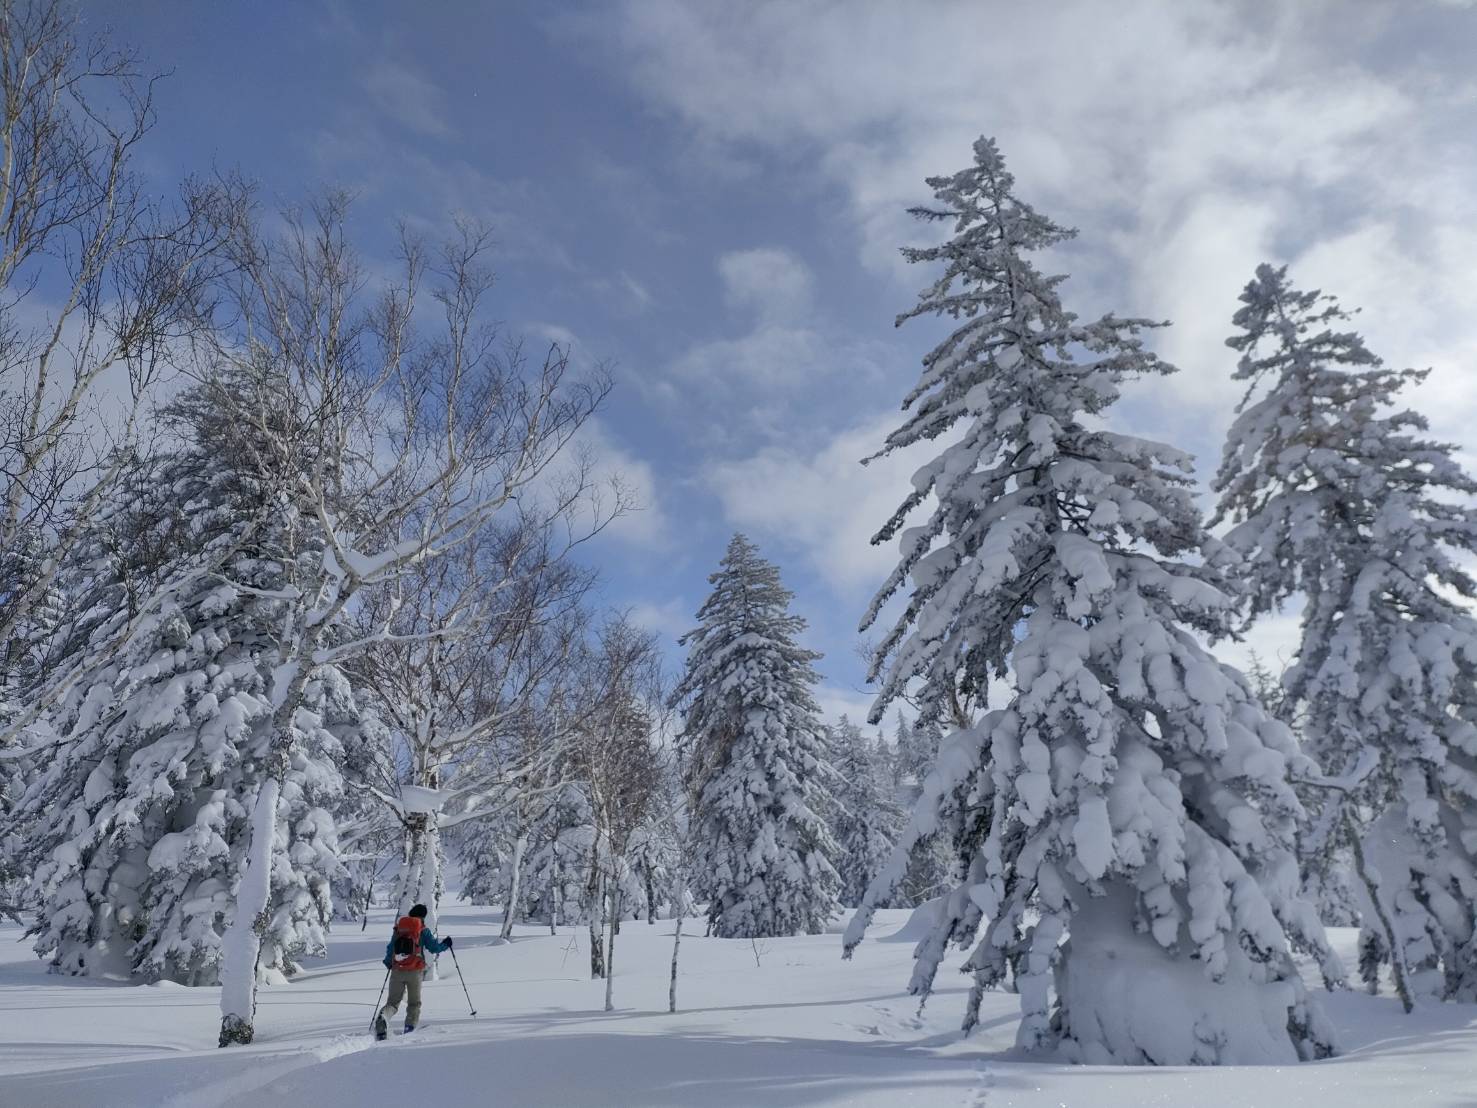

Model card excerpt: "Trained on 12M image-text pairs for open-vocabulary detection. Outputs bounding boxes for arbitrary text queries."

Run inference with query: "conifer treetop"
[1213,262,1477,626]
[671,532,821,720]
[862,135,1198,725]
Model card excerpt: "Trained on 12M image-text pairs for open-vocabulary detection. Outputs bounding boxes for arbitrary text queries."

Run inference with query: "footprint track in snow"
[966,1057,996,1106]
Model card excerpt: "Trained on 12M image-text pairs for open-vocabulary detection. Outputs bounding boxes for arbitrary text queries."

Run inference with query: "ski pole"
[448,945,477,1017]
[370,965,390,1031]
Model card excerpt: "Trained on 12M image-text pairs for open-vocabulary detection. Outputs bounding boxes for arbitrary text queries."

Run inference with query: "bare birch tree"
[0,0,239,669]
[568,615,663,1012]
[205,196,608,1046]
[347,523,601,944]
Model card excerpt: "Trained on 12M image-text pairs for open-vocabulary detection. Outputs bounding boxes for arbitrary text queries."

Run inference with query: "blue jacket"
[383,923,449,969]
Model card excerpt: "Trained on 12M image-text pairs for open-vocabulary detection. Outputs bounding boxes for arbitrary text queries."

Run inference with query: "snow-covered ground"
[2,906,1476,1107]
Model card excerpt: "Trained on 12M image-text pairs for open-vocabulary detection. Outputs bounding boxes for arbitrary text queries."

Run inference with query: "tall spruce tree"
[11,372,363,984]
[671,534,840,938]
[1213,264,1477,1008]
[844,138,1341,1064]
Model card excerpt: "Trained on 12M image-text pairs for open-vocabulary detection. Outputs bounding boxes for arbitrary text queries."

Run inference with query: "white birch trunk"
[417,822,442,980]
[669,874,685,1014]
[395,823,426,916]
[588,873,605,979]
[549,842,560,936]
[218,774,282,1046]
[604,883,620,1012]
[500,832,528,941]
[216,555,316,1047]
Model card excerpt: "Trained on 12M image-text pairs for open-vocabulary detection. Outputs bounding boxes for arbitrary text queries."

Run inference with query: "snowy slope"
[2,905,1476,1107]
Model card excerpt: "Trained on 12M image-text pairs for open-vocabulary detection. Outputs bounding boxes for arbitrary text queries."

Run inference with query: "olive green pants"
[381,968,423,1026]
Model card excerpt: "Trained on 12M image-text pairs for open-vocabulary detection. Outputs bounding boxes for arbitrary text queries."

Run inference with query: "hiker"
[377,903,453,1038]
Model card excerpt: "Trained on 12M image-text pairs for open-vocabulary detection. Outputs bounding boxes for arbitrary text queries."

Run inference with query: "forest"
[2,1,1475,1103]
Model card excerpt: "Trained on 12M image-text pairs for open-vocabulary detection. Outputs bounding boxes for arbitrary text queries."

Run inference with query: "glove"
[383,956,392,969]
[444,936,453,949]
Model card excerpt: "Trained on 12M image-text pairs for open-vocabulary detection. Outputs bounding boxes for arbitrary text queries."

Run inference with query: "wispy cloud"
[360,59,453,139]
[583,0,1477,448]
[703,410,930,596]
[718,247,814,323]
[649,247,895,445]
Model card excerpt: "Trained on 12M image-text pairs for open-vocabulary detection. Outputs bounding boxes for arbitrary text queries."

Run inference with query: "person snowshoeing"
[377,903,452,1038]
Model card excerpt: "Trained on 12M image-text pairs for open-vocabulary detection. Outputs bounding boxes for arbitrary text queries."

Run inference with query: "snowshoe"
[374,1014,388,1042]
[402,1023,415,1034]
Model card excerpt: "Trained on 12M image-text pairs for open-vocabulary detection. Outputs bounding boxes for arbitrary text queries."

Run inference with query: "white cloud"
[718,247,814,323]
[671,249,822,395]
[670,320,827,393]
[578,419,673,550]
[528,321,580,350]
[704,410,931,594]
[618,270,654,311]
[1214,609,1305,679]
[360,60,452,139]
[627,597,691,641]
[587,0,1477,446]
[652,247,895,444]
[814,682,881,729]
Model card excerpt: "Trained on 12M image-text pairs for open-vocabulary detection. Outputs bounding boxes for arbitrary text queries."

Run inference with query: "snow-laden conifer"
[11,374,361,985]
[1214,264,1477,1007]
[845,138,1341,1064]
[0,527,64,918]
[829,717,903,907]
[671,534,840,938]
[892,713,937,786]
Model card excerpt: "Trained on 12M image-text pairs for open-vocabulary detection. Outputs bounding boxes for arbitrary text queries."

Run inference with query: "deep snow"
[2,906,1476,1107]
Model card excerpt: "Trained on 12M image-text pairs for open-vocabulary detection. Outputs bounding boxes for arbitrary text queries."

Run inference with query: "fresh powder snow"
[3,905,1475,1107]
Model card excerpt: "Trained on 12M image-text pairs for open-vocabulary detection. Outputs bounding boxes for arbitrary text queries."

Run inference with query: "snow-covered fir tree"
[844,138,1342,1065]
[882,716,954,907]
[627,802,680,924]
[1243,646,1360,928]
[458,812,514,909]
[0,527,65,918]
[518,792,599,925]
[829,717,903,907]
[10,373,364,985]
[670,534,840,938]
[1213,263,1477,1007]
[328,705,397,925]
[893,712,938,786]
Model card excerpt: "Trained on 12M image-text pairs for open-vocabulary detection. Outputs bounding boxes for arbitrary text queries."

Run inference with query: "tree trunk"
[645,861,657,925]
[604,883,620,1012]
[589,874,606,979]
[549,841,560,935]
[218,771,283,1046]
[416,820,443,979]
[218,592,321,1046]
[669,905,683,1013]
[359,862,375,932]
[586,835,605,978]
[394,820,424,916]
[1346,809,1414,1013]
[500,832,528,941]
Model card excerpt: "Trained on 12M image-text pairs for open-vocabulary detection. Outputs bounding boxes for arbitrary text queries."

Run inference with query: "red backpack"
[390,915,426,971]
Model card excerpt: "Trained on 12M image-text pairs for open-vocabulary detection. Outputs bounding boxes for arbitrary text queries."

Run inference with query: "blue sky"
[96,0,1477,726]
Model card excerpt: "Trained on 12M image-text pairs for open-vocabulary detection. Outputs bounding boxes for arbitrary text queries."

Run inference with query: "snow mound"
[878,897,942,943]
[1056,890,1309,1065]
